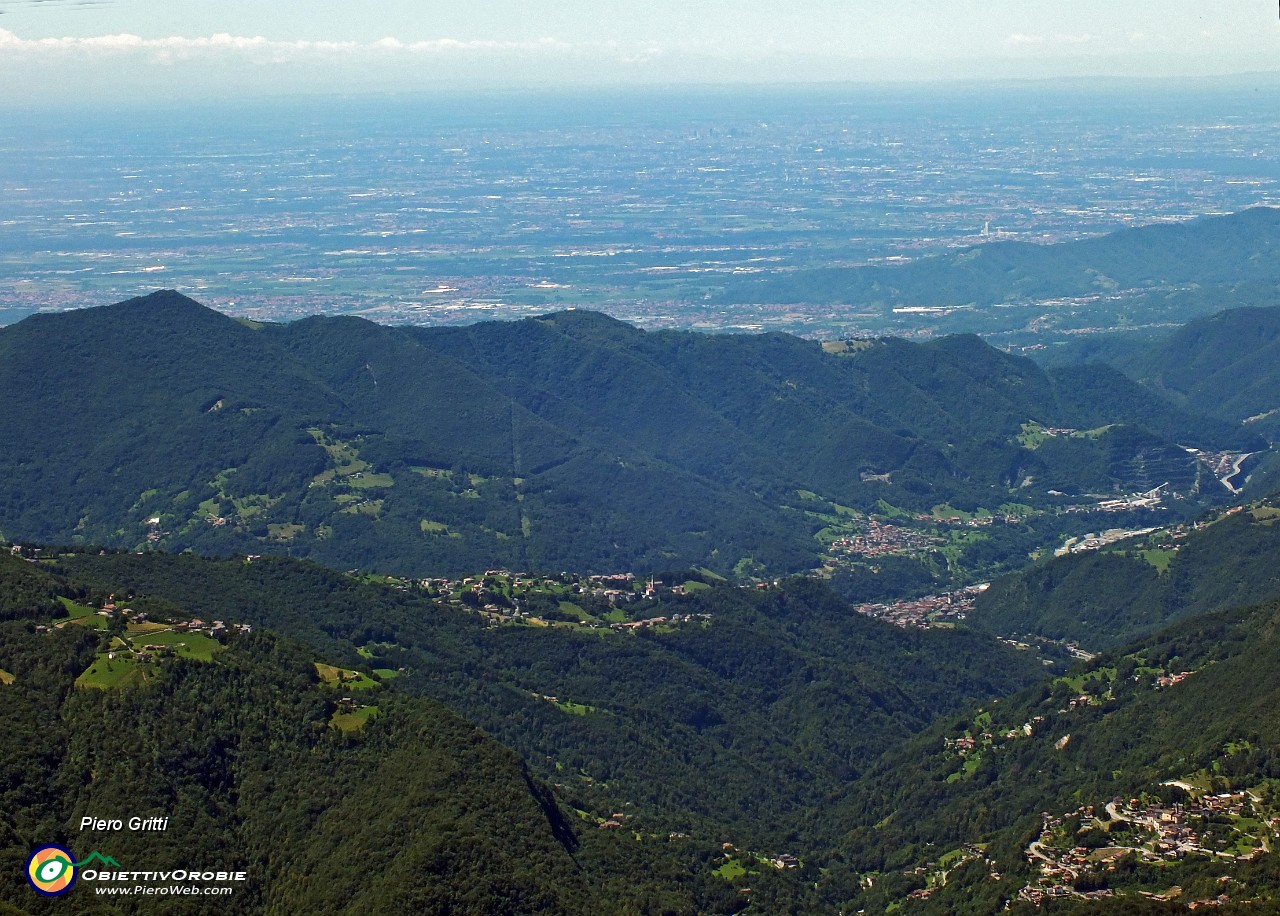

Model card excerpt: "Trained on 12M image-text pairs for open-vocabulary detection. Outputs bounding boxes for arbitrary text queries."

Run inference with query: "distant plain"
[3,81,1279,341]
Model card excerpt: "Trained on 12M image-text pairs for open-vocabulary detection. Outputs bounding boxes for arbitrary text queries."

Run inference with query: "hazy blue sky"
[0,0,1277,102]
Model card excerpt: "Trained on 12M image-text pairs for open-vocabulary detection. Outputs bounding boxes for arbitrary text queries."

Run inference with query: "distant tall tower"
[982,221,991,237]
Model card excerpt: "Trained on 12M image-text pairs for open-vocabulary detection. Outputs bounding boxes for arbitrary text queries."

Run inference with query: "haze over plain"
[0,0,1276,102]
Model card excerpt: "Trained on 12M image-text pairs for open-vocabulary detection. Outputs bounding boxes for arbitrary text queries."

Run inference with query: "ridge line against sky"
[0,1,1277,103]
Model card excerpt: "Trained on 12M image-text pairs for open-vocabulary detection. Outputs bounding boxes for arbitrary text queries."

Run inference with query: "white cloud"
[1005,33,1045,46]
[0,27,574,60]
[405,36,570,53]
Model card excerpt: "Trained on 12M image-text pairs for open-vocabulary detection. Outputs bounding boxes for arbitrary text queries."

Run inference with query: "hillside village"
[814,488,1192,593]
[12,550,384,732]
[43,592,251,689]
[923,639,1280,909]
[853,583,988,629]
[1021,784,1278,908]
[411,569,720,631]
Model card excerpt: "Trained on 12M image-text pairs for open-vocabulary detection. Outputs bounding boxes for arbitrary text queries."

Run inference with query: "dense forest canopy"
[0,290,1265,581]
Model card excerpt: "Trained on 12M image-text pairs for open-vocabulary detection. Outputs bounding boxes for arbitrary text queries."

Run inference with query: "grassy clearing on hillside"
[1017,423,1051,450]
[57,596,97,619]
[1141,548,1177,572]
[77,655,152,689]
[349,473,394,489]
[229,493,280,519]
[268,523,305,540]
[314,662,379,690]
[999,502,1039,518]
[0,669,14,685]
[875,499,913,519]
[126,621,172,636]
[946,752,983,783]
[308,428,371,476]
[1057,666,1118,694]
[62,614,107,630]
[340,499,384,517]
[932,503,975,521]
[330,705,378,734]
[553,699,599,716]
[713,858,748,880]
[558,601,589,621]
[135,631,222,662]
[821,339,874,355]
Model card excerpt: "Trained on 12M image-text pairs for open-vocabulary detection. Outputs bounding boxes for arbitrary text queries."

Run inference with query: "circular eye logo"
[27,845,77,896]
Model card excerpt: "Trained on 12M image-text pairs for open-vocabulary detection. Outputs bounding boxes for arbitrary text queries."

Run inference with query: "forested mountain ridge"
[717,206,1280,309]
[8,509,1280,911]
[1033,302,1280,494]
[969,497,1280,651]
[46,550,1054,855]
[0,291,1252,578]
[3,289,1280,909]
[811,590,1280,913]
[0,546,1055,913]
[1117,304,1280,442]
[0,555,602,915]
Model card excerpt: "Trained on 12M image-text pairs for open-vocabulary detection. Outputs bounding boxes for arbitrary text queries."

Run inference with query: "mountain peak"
[533,308,642,336]
[105,289,226,320]
[12,289,235,340]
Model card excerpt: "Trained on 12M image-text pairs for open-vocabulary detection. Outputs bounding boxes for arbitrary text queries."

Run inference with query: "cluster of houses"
[854,583,988,629]
[114,612,251,664]
[1022,805,1114,900]
[420,567,717,631]
[425,569,652,608]
[1018,883,1115,906]
[597,812,630,830]
[1186,447,1256,494]
[171,616,252,637]
[39,594,253,669]
[924,512,1024,527]
[946,662,1205,786]
[1055,526,1161,557]
[1155,670,1195,689]
[611,613,710,633]
[830,519,943,559]
[1082,491,1168,513]
[1043,485,1173,515]
[944,713,1046,759]
[1020,787,1277,906]
[1107,791,1271,859]
[900,844,1000,903]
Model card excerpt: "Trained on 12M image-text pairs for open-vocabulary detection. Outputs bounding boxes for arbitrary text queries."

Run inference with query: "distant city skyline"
[0,0,1277,104]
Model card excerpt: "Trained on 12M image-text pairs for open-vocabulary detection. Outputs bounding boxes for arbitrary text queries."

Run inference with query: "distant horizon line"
[5,70,1280,113]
